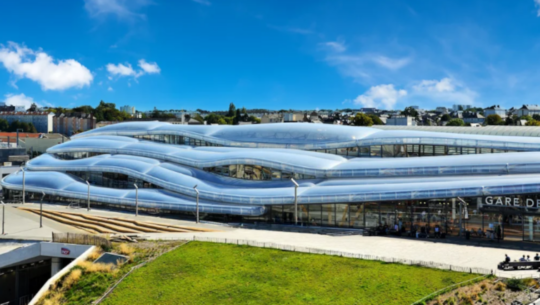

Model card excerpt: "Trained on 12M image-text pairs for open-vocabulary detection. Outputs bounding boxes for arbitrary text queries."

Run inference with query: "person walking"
[496,225,502,243]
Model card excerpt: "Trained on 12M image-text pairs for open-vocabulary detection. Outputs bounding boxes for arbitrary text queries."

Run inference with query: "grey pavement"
[2,203,540,278]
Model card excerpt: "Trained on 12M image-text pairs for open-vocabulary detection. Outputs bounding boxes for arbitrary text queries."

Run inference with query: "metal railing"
[52,233,111,248]
[181,235,538,278]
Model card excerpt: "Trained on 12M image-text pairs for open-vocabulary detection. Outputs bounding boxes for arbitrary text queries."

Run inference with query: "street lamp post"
[290,178,299,225]
[86,181,90,211]
[21,167,25,205]
[134,184,139,216]
[16,128,23,148]
[40,191,45,228]
[1,201,5,235]
[193,185,199,223]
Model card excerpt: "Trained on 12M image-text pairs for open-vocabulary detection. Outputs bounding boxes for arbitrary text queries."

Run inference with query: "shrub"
[506,278,526,291]
[119,243,134,255]
[494,281,506,291]
[77,260,115,273]
[87,248,103,261]
[62,269,82,289]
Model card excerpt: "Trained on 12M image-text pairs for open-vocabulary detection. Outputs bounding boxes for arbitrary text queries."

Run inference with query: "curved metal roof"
[4,122,540,215]
[71,122,540,150]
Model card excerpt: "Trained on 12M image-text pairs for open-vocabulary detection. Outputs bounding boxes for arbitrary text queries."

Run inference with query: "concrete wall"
[0,242,92,269]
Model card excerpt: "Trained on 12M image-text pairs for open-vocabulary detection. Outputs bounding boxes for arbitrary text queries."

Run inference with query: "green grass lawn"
[103,241,478,305]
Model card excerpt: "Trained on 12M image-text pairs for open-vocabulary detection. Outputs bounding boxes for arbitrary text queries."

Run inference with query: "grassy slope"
[103,242,478,305]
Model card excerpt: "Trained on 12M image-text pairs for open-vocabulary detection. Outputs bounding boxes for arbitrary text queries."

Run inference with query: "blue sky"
[1,1,540,111]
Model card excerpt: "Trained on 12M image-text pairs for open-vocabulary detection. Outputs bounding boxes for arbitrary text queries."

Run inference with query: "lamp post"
[16,128,23,148]
[21,167,25,205]
[1,201,5,235]
[193,185,199,223]
[290,178,299,225]
[86,181,90,211]
[134,184,139,216]
[40,191,45,228]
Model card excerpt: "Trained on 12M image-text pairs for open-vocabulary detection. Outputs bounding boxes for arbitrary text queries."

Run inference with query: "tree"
[521,115,533,122]
[402,107,418,119]
[248,115,261,124]
[486,114,503,125]
[193,114,204,123]
[228,103,236,117]
[458,105,464,111]
[352,113,374,126]
[368,114,384,125]
[441,114,451,121]
[446,118,465,126]
[526,120,540,126]
[0,119,8,131]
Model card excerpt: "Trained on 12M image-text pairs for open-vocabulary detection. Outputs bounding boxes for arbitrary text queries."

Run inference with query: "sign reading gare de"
[484,196,540,208]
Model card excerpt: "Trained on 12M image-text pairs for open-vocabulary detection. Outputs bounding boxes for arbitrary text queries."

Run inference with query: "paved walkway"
[3,203,540,277]
[144,229,540,278]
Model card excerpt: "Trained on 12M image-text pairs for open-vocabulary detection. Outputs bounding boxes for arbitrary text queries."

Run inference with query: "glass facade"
[203,165,316,180]
[134,134,222,146]
[311,144,519,158]
[67,171,161,189]
[54,152,103,160]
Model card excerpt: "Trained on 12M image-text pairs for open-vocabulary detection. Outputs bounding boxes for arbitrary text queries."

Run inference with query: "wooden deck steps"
[18,207,216,234]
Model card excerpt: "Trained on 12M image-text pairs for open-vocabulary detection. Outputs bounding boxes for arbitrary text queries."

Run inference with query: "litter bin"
[465,230,471,240]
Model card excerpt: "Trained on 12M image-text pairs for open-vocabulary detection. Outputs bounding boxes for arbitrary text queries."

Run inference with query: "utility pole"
[40,191,45,228]
[291,178,299,225]
[1,201,5,235]
[86,181,90,211]
[21,167,25,205]
[193,185,199,223]
[134,184,139,216]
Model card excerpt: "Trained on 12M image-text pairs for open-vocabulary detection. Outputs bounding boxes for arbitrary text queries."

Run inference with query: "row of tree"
[0,119,37,133]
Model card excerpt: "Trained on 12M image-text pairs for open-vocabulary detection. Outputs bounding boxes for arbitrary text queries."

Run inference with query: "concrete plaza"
[2,203,540,278]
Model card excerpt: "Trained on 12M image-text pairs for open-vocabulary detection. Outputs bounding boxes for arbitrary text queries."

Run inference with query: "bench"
[498,261,540,270]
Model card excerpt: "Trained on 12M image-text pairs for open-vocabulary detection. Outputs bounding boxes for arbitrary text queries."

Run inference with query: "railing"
[183,236,536,278]
[410,275,489,305]
[52,233,111,248]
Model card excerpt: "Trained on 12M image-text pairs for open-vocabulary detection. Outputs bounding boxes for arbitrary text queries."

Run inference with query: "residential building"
[8,122,540,241]
[515,105,540,117]
[0,112,54,133]
[484,105,507,119]
[53,112,96,136]
[261,113,283,123]
[435,107,449,114]
[283,112,305,122]
[462,111,485,125]
[386,116,417,126]
[452,104,472,111]
[120,105,136,116]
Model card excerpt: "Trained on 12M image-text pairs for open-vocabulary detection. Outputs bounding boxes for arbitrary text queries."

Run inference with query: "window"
[370,145,381,157]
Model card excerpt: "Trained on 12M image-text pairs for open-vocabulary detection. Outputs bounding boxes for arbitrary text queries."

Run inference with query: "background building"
[0,112,53,133]
[53,112,96,136]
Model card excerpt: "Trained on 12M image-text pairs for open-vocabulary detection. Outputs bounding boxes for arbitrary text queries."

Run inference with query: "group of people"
[505,253,540,263]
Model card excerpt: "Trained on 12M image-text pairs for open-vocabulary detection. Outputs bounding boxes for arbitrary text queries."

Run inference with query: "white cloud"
[411,77,477,104]
[325,53,411,81]
[106,63,137,77]
[108,86,113,91]
[535,0,540,16]
[191,0,211,6]
[3,93,48,109]
[322,41,346,53]
[84,0,152,21]
[372,55,410,70]
[138,59,160,74]
[412,77,455,93]
[0,42,93,91]
[353,84,407,109]
[267,25,314,35]
[107,59,160,79]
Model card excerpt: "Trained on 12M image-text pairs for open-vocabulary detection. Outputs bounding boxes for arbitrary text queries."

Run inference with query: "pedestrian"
[496,225,502,243]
